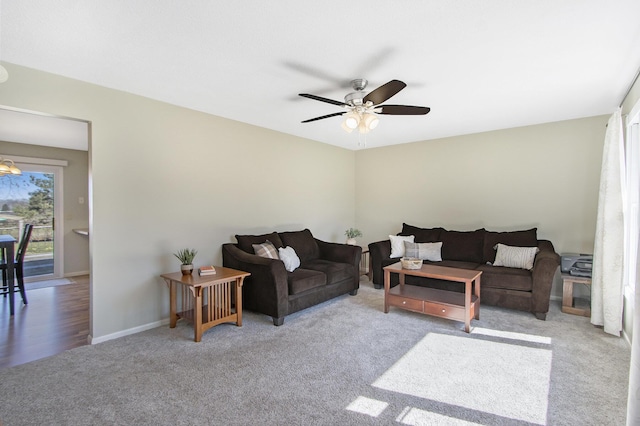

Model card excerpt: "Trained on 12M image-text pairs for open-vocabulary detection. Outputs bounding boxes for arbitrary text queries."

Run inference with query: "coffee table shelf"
[384,262,481,332]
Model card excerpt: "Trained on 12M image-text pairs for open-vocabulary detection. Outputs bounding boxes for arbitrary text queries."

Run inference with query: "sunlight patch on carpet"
[346,396,388,417]
[372,332,552,425]
[471,327,552,344]
[396,406,483,425]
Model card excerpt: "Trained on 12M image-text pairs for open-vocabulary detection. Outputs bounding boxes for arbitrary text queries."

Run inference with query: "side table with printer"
[560,253,592,317]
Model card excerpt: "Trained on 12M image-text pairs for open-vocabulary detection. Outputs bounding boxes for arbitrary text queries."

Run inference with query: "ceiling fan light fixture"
[341,120,355,133]
[364,113,379,130]
[343,112,360,130]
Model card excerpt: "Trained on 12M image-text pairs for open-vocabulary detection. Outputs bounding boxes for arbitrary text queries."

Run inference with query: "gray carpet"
[0,280,630,425]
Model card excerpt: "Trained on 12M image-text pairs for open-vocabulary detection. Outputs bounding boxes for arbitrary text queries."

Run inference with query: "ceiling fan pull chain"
[358,132,367,149]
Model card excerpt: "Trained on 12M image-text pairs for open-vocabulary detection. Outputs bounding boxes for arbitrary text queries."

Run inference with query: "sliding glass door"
[0,163,63,280]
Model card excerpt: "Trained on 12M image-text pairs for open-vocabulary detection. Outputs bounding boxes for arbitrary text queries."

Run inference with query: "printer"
[561,253,593,277]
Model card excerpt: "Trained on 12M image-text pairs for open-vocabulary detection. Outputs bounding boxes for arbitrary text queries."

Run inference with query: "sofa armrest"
[222,243,289,320]
[530,239,561,316]
[369,239,392,287]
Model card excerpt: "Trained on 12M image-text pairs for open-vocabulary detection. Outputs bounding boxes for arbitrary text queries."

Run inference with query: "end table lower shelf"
[561,274,591,317]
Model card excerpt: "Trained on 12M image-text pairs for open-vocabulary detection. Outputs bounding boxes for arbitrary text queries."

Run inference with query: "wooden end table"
[561,274,591,317]
[384,262,481,333]
[359,247,371,281]
[161,266,250,342]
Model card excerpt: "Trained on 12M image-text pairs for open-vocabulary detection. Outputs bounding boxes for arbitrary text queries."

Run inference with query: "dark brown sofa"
[222,229,361,326]
[368,223,560,320]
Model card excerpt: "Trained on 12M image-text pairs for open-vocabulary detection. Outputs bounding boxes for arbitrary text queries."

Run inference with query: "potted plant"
[174,248,197,275]
[344,228,362,245]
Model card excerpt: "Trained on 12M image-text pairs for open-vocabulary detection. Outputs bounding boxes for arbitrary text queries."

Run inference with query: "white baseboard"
[88,318,170,345]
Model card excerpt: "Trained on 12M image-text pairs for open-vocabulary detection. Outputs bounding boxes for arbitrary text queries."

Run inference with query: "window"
[624,103,640,296]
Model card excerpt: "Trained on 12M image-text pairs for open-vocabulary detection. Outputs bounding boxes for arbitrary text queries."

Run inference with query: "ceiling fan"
[299,79,430,133]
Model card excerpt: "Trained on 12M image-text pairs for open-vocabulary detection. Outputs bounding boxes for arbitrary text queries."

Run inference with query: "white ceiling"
[1,1,640,151]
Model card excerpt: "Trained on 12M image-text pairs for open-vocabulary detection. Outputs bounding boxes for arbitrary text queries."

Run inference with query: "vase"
[346,238,357,245]
[181,264,194,275]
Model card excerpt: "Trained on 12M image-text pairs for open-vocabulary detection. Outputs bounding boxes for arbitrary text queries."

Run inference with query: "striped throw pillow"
[404,241,443,261]
[492,243,539,270]
[252,240,279,259]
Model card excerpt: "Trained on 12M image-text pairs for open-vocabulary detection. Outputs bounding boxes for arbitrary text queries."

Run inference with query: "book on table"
[198,266,216,275]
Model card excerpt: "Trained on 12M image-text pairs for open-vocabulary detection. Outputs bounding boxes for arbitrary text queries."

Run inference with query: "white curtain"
[591,108,625,336]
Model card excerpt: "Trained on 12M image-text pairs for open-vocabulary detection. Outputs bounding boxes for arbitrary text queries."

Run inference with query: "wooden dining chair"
[0,224,34,305]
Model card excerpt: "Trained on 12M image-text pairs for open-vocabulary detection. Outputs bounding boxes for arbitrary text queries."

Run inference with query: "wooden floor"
[0,275,90,370]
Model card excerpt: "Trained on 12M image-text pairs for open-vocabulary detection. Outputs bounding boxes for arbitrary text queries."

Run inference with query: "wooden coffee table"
[161,266,250,342]
[383,262,481,332]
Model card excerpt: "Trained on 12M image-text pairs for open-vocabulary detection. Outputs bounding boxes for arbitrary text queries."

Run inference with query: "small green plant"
[345,228,362,239]
[173,248,197,265]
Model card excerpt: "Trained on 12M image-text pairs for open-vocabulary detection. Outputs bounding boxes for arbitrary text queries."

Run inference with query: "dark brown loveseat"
[368,224,560,320]
[222,229,361,325]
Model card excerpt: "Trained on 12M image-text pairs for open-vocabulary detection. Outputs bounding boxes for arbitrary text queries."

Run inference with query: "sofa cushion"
[252,240,279,259]
[399,223,445,243]
[279,229,320,263]
[493,243,539,270]
[476,264,533,292]
[404,241,442,261]
[483,228,538,263]
[278,246,300,272]
[302,259,354,285]
[440,229,485,263]
[287,268,326,295]
[236,232,283,254]
[390,235,414,258]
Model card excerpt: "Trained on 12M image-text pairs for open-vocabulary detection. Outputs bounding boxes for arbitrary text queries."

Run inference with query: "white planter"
[346,238,357,245]
[181,264,194,275]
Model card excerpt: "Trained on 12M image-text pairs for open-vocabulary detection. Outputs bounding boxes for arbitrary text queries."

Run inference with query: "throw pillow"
[252,240,279,259]
[492,243,539,270]
[404,241,443,261]
[389,235,415,258]
[482,228,538,264]
[278,246,301,272]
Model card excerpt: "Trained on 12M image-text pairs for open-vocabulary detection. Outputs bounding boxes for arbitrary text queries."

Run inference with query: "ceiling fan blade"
[377,105,431,115]
[363,80,407,105]
[301,112,346,123]
[299,93,347,107]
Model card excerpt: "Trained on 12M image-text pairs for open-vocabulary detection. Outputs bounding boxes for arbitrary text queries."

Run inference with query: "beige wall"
[0,63,356,340]
[355,115,608,298]
[0,141,89,276]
